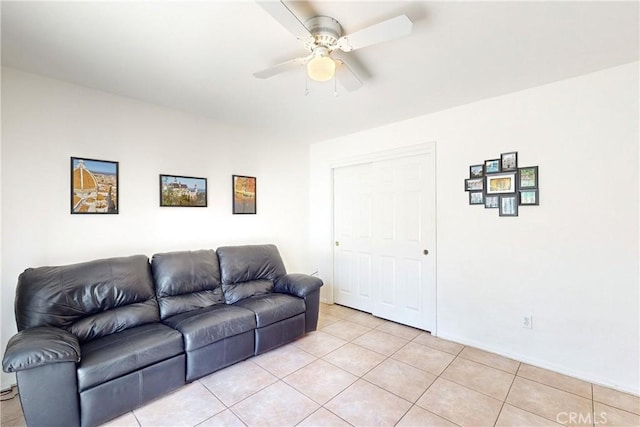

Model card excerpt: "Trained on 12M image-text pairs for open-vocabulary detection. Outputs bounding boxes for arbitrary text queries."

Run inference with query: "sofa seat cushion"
[234,293,305,328]
[77,323,183,392]
[163,305,256,352]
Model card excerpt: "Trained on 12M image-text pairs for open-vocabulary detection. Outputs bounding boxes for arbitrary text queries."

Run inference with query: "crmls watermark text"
[557,412,608,425]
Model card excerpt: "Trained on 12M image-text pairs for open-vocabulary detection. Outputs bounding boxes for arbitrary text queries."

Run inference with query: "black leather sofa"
[2,244,322,427]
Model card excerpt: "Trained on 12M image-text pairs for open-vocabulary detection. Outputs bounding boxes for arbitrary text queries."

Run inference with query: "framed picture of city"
[160,174,207,207]
[232,175,256,214]
[71,157,119,214]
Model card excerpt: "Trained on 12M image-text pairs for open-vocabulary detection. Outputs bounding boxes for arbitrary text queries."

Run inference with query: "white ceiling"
[2,1,638,144]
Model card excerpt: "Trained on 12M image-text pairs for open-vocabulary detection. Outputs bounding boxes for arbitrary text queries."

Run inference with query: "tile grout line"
[514,375,595,402]
[348,317,443,427]
[196,360,280,425]
[455,351,518,375]
[318,306,382,426]
[591,383,595,427]
[320,311,434,427]
[492,361,521,426]
[404,345,466,427]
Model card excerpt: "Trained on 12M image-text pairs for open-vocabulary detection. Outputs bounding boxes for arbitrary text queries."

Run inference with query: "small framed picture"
[484,159,501,174]
[464,178,484,192]
[469,191,484,205]
[469,164,484,178]
[233,175,257,214]
[499,194,519,217]
[71,157,119,214]
[485,195,499,209]
[501,152,518,171]
[160,175,207,207]
[519,166,538,189]
[520,189,539,205]
[486,172,517,194]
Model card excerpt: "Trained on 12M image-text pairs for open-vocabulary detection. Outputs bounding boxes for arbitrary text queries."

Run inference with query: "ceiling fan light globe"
[307,56,336,82]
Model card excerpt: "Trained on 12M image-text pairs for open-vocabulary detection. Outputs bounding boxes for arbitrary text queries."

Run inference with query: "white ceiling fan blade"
[256,1,312,40]
[337,15,413,52]
[335,58,362,92]
[253,57,308,79]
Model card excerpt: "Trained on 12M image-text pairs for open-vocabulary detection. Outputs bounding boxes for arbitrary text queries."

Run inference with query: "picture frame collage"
[464,152,539,217]
[71,156,256,215]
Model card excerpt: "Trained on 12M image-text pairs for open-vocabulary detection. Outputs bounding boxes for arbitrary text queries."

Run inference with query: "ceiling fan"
[253,1,413,91]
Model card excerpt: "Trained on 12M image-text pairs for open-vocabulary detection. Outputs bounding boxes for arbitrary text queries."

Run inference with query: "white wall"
[0,68,311,389]
[310,62,639,394]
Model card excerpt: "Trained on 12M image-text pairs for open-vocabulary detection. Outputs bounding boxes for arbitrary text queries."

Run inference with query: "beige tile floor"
[1,303,639,427]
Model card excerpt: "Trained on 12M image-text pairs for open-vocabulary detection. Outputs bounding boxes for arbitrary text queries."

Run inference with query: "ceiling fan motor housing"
[304,16,343,51]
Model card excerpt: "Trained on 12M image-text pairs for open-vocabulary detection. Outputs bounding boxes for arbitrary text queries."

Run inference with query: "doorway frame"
[329,141,437,333]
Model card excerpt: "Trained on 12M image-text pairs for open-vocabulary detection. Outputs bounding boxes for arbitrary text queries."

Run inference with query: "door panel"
[380,255,396,305]
[333,164,374,312]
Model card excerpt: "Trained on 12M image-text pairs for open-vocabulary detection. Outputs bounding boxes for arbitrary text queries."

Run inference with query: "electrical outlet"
[522,315,533,329]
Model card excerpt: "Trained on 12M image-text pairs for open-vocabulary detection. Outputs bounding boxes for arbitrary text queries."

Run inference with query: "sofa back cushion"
[151,249,223,319]
[15,255,159,342]
[216,244,287,304]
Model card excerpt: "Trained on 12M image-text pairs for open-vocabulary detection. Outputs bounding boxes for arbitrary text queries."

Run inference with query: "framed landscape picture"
[501,151,518,171]
[233,175,256,214]
[520,189,539,205]
[465,178,484,192]
[469,164,484,178]
[486,172,517,194]
[519,166,538,189]
[160,174,207,207]
[484,159,501,174]
[485,195,499,209]
[71,157,119,214]
[499,194,519,216]
[469,191,484,205]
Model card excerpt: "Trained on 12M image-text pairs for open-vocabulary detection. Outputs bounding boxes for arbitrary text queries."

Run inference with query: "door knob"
[335,241,340,247]
[423,249,429,255]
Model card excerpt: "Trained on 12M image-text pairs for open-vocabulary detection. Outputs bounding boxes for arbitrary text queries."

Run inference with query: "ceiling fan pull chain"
[305,73,310,96]
[333,74,339,97]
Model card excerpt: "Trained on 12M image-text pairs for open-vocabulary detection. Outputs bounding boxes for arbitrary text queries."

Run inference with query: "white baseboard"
[436,331,639,397]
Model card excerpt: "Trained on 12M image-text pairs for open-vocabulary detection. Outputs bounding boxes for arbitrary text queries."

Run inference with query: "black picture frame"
[159,174,207,207]
[233,175,257,214]
[484,159,501,174]
[469,164,484,178]
[464,177,484,192]
[469,191,484,205]
[70,157,119,214]
[499,194,519,216]
[501,151,518,171]
[485,195,499,209]
[519,189,539,206]
[519,166,538,189]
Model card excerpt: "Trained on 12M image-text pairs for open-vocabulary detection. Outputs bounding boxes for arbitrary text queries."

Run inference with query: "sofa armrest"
[2,326,81,373]
[274,274,323,298]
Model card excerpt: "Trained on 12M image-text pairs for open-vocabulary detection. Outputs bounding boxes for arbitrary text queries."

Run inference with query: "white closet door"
[333,153,436,331]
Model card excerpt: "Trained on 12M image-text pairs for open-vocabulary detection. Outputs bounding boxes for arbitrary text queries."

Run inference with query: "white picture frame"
[486,172,517,194]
